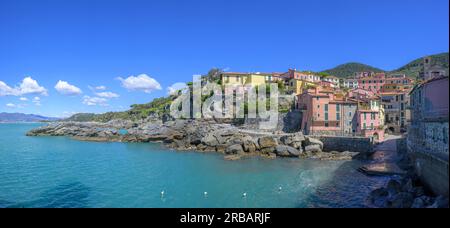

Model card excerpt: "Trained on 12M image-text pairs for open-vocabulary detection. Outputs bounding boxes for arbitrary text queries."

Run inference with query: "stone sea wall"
[407,121,449,197]
[314,135,374,153]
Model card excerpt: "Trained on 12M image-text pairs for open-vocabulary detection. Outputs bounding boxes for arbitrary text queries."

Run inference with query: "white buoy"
[243,192,247,198]
[278,187,282,191]
[161,191,165,196]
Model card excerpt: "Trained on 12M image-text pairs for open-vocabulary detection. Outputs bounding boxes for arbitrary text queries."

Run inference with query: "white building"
[322,76,340,86]
[341,78,359,89]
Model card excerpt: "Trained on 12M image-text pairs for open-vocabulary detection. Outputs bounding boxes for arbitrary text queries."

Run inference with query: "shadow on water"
[1,182,91,208]
[299,159,390,208]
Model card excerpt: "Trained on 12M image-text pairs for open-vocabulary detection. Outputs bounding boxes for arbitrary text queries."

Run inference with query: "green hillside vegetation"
[65,96,176,122]
[322,62,384,78]
[389,52,449,78]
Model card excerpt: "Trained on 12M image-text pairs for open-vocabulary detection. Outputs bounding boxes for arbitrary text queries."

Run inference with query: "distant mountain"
[0,112,59,123]
[389,52,449,79]
[321,52,449,79]
[321,63,384,78]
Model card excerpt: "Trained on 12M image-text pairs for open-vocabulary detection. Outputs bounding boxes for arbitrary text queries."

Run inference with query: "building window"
[336,104,340,112]
[337,113,340,121]
[371,123,374,129]
[325,113,329,121]
[324,104,329,112]
[364,113,367,120]
[363,123,366,129]
[325,122,329,127]
[349,112,352,117]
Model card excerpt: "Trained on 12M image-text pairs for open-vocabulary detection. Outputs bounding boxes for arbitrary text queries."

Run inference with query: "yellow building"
[221,72,276,87]
[286,78,317,95]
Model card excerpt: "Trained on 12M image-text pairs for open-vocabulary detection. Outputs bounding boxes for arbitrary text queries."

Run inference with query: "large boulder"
[280,133,305,147]
[275,145,302,157]
[304,144,322,153]
[201,134,219,147]
[389,192,414,208]
[369,188,389,207]
[225,144,244,155]
[411,196,434,208]
[287,146,302,157]
[386,180,402,197]
[258,137,278,149]
[242,140,257,153]
[304,137,323,150]
[275,145,290,157]
[428,196,449,208]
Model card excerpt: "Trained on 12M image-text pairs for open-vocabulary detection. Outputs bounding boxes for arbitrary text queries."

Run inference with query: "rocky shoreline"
[26,119,361,161]
[368,174,449,208]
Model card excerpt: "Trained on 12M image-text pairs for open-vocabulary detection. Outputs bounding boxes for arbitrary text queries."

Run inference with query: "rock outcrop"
[369,176,449,208]
[27,119,361,161]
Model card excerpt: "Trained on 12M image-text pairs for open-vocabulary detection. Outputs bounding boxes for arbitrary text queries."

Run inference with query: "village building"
[285,78,317,95]
[354,71,376,79]
[297,86,383,140]
[408,75,449,197]
[357,72,386,94]
[380,91,410,134]
[220,72,279,87]
[340,78,359,89]
[280,69,321,83]
[419,56,449,81]
[322,75,340,87]
[355,109,385,141]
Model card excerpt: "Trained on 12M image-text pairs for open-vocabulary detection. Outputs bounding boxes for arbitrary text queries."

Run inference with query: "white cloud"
[95,91,120,98]
[88,85,107,91]
[55,80,83,95]
[82,96,108,106]
[117,74,162,93]
[6,103,16,108]
[18,77,48,96]
[19,97,28,101]
[167,82,188,95]
[32,96,41,106]
[0,81,16,96]
[0,77,48,96]
[95,85,106,90]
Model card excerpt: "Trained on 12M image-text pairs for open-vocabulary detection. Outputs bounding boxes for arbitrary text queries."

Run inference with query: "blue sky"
[0,0,448,117]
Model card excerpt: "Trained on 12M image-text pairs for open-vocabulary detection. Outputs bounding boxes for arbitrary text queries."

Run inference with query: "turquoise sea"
[0,123,389,208]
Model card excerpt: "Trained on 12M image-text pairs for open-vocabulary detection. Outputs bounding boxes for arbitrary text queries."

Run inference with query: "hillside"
[0,112,59,122]
[65,96,176,122]
[389,52,449,78]
[322,63,384,78]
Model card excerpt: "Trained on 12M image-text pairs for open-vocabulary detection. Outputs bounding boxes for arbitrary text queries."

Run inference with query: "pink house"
[298,87,337,134]
[356,110,385,141]
[281,69,321,82]
[358,73,386,94]
[347,88,375,100]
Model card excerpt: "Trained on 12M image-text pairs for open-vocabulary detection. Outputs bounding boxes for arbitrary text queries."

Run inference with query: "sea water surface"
[0,123,388,208]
